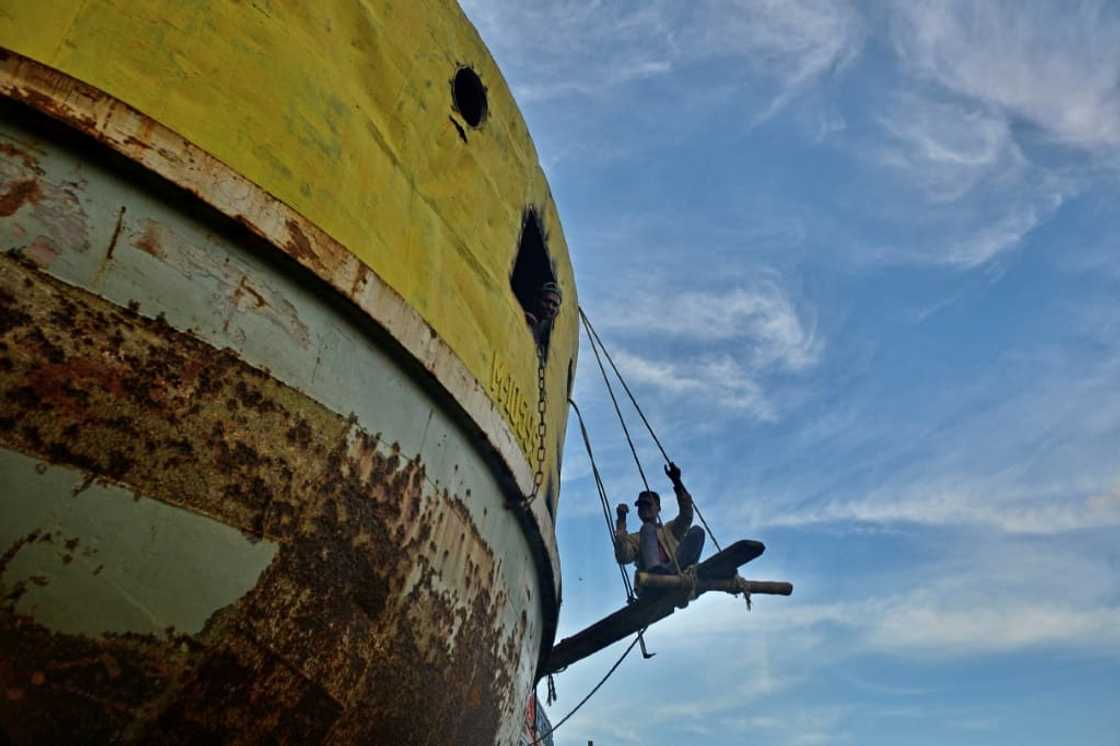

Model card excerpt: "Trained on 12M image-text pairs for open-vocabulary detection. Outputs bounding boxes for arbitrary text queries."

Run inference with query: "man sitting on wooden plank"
[614,462,706,577]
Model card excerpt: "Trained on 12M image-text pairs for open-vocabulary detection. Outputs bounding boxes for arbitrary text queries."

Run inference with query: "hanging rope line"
[578,307,724,553]
[579,310,683,577]
[580,308,672,464]
[580,308,682,574]
[540,313,744,743]
[569,399,636,602]
[579,309,650,492]
[570,398,655,661]
[529,630,644,746]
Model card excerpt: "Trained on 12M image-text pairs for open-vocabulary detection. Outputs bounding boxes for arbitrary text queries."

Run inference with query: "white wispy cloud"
[877,94,1022,204]
[841,2,1120,273]
[891,0,1120,150]
[460,1,678,102]
[765,484,1120,535]
[462,0,864,114]
[567,588,1117,743]
[611,349,776,421]
[578,277,821,423]
[941,197,1065,268]
[863,90,1075,269]
[600,278,823,372]
[864,538,1120,654]
[656,557,1120,659]
[720,706,853,746]
[748,333,1120,538]
[686,0,865,118]
[869,599,1120,655]
[646,652,798,725]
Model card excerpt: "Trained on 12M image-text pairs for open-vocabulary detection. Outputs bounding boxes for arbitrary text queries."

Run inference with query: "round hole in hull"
[453,67,488,127]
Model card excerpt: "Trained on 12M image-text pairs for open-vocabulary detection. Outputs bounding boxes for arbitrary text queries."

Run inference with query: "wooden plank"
[637,576,793,595]
[543,594,679,675]
[543,540,787,675]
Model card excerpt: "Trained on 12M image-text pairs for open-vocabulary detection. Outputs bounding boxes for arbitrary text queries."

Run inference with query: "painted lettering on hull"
[490,355,539,458]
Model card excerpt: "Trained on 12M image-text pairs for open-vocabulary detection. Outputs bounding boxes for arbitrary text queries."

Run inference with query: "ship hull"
[0,98,541,744]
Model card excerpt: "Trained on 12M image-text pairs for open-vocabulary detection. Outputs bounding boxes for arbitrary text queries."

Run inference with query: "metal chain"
[527,345,548,504]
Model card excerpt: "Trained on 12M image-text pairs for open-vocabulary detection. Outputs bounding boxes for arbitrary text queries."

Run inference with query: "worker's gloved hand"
[664,462,682,485]
[616,503,629,520]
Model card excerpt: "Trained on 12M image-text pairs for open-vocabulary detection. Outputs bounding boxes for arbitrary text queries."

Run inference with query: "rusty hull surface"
[0,48,564,596]
[0,93,545,743]
[0,250,524,744]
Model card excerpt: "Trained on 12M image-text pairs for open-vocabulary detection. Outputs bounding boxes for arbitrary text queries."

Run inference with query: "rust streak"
[133,222,160,257]
[0,252,528,743]
[15,85,98,132]
[0,61,564,644]
[104,206,126,261]
[0,179,41,217]
[283,219,316,267]
[0,142,45,175]
[232,276,269,309]
[349,264,369,297]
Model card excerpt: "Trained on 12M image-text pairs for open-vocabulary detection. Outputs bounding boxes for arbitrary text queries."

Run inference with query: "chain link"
[527,345,548,504]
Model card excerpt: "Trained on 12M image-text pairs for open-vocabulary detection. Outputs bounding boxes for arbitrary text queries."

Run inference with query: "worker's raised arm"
[665,462,694,539]
[614,503,638,564]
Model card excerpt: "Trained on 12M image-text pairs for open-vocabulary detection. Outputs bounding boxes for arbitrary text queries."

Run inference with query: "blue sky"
[461,2,1120,744]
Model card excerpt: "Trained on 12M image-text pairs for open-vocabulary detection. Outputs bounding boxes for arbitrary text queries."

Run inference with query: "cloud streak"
[660,561,1120,660]
[462,0,865,114]
[766,484,1120,535]
[599,278,822,369]
[863,90,1075,269]
[686,0,865,118]
[869,600,1120,655]
[582,276,822,422]
[891,0,1120,150]
[460,1,678,102]
[876,94,1022,204]
[609,349,775,420]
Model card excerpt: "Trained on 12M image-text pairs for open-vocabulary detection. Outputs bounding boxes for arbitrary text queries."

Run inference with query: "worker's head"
[537,281,562,321]
[635,490,660,523]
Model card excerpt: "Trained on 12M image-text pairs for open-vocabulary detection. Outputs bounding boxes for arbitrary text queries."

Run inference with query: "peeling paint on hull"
[0,104,544,743]
[0,449,280,638]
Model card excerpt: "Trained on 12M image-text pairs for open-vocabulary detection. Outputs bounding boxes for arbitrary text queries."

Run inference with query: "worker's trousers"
[639,525,705,574]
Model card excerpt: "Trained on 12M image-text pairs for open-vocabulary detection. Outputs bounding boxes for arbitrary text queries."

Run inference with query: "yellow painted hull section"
[0,0,576,482]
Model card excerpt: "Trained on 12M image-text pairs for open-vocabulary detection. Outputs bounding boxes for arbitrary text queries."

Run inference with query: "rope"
[580,309,672,464]
[578,307,724,553]
[569,399,636,601]
[735,575,753,612]
[681,565,699,602]
[686,492,723,553]
[578,316,682,575]
[529,631,644,746]
[570,398,655,659]
[579,309,649,492]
